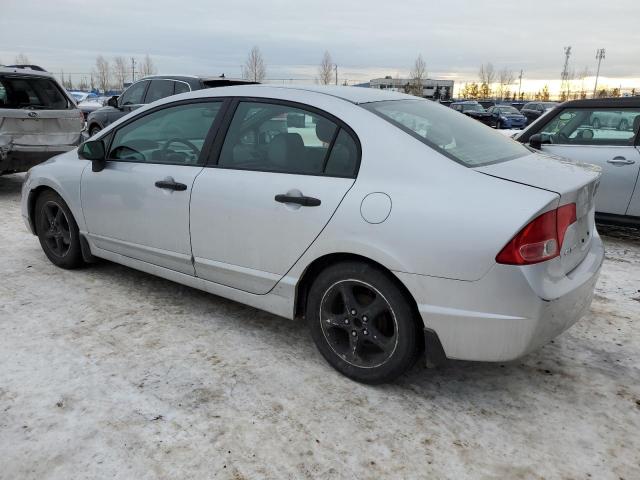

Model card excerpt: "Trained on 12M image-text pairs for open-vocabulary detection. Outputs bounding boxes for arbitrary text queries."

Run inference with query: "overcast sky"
[1,0,638,91]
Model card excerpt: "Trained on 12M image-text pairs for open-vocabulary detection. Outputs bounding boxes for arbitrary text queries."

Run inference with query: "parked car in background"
[22,85,603,383]
[0,65,83,174]
[85,75,255,137]
[450,101,496,127]
[521,102,559,123]
[78,96,109,120]
[589,109,637,130]
[69,91,98,104]
[517,97,640,224]
[487,104,528,129]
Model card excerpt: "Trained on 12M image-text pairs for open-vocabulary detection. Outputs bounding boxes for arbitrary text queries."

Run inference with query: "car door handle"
[607,156,635,166]
[274,194,321,207]
[155,179,187,191]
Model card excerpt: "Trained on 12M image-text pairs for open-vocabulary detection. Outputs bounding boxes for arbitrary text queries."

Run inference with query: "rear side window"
[219,101,355,176]
[0,76,70,109]
[145,80,175,103]
[365,99,528,167]
[174,81,190,95]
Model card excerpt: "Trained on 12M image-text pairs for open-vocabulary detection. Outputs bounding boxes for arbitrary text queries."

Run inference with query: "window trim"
[103,97,231,167]
[204,96,362,179]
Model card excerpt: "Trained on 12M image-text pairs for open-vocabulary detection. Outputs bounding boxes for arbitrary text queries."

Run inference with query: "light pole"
[333,64,338,85]
[517,69,523,99]
[593,48,605,97]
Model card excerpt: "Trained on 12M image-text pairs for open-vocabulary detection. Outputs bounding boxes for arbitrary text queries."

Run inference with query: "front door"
[536,107,640,215]
[190,100,360,294]
[81,100,225,274]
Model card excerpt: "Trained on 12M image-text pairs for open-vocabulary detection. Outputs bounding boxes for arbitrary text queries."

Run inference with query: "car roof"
[185,84,413,104]
[559,97,640,108]
[0,65,55,78]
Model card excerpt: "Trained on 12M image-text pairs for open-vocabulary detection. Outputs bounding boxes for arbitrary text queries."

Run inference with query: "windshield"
[0,76,70,110]
[363,99,529,167]
[498,106,520,114]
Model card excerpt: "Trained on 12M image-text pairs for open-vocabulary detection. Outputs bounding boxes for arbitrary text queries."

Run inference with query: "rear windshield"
[0,75,70,110]
[363,99,529,167]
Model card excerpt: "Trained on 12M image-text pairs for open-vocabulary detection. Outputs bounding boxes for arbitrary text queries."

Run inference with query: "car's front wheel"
[89,125,102,137]
[307,261,423,384]
[35,190,84,269]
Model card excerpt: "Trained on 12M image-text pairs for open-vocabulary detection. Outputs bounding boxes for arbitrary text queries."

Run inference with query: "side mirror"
[78,140,106,172]
[107,95,119,108]
[528,133,552,150]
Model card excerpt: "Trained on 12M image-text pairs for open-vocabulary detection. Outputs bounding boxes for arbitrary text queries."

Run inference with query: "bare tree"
[478,62,496,99]
[479,62,496,85]
[94,55,111,93]
[243,46,266,83]
[139,54,157,78]
[408,54,427,97]
[113,56,128,89]
[14,53,31,64]
[318,51,334,85]
[498,68,514,100]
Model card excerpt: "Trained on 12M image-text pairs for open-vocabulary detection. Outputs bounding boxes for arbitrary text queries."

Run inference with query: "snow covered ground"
[1,173,639,480]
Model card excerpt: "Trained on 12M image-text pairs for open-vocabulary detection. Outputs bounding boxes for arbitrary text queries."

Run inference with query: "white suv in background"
[0,65,84,174]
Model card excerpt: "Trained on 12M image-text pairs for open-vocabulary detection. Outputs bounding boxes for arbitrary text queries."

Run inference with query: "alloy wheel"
[40,201,72,257]
[319,280,398,368]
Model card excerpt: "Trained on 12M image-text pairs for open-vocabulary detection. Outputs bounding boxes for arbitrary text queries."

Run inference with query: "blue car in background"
[487,105,528,129]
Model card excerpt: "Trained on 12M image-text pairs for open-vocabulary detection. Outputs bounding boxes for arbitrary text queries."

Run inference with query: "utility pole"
[560,46,571,99]
[333,64,338,86]
[130,57,136,83]
[517,69,523,99]
[593,48,605,97]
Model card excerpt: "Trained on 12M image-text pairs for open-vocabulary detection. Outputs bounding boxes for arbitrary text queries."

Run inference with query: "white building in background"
[369,76,454,100]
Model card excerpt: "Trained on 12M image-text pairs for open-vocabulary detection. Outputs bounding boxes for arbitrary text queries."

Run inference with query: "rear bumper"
[0,144,78,173]
[395,233,604,362]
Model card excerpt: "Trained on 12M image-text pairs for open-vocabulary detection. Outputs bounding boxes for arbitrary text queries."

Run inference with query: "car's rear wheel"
[35,190,84,269]
[89,125,101,137]
[618,118,629,131]
[307,261,423,384]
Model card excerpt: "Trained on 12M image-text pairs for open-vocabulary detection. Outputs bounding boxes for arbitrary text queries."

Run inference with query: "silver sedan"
[20,85,604,383]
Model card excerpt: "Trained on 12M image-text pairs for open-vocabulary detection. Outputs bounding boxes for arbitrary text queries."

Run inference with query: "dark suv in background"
[520,101,559,123]
[85,75,255,136]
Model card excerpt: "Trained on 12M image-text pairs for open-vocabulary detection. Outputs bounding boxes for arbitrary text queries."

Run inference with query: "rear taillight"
[496,203,577,265]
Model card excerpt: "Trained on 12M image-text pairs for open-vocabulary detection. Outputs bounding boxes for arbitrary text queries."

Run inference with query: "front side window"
[108,101,222,165]
[119,80,148,106]
[145,80,175,104]
[218,101,357,176]
[462,104,485,113]
[364,99,529,167]
[539,108,640,146]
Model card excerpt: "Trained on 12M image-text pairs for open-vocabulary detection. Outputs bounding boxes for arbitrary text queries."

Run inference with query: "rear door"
[533,107,640,215]
[190,99,360,294]
[0,74,82,148]
[81,99,226,274]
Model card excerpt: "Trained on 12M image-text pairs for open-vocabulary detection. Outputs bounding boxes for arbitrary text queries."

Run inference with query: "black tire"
[618,119,629,131]
[306,261,423,384]
[89,125,101,137]
[35,190,84,269]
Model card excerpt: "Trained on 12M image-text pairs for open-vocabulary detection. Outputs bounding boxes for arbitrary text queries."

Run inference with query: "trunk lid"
[476,152,601,274]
